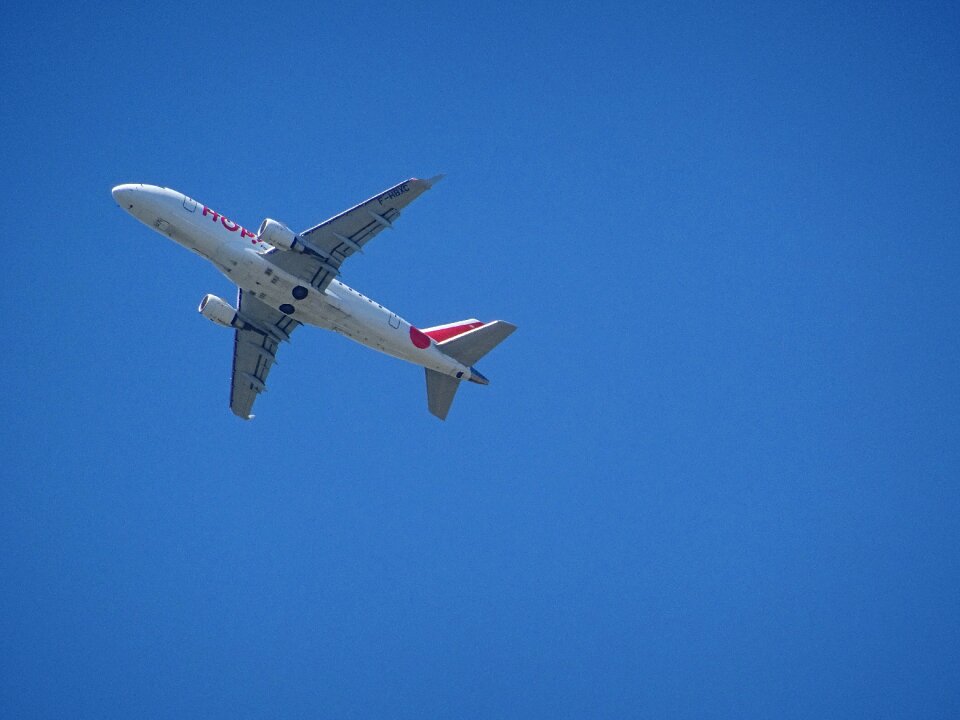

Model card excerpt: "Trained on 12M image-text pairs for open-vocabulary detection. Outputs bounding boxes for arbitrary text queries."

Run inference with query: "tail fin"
[425,369,460,420]
[423,320,517,420]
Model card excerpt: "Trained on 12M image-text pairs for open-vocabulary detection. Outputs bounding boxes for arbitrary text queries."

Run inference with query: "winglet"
[424,174,446,188]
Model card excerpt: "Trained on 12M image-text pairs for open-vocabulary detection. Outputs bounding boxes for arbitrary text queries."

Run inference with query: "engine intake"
[198,294,238,328]
[257,218,300,252]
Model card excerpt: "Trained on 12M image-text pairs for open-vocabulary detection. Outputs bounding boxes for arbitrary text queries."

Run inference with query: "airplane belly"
[214,257,460,372]
[332,307,455,371]
[176,213,229,258]
[216,251,337,329]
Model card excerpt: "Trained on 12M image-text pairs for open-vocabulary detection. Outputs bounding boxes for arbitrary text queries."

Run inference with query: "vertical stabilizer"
[425,369,460,420]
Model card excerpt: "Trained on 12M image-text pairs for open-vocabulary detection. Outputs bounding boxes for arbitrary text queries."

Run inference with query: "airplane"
[111,177,515,420]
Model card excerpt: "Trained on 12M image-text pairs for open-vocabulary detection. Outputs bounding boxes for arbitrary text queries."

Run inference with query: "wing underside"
[229,290,299,419]
[264,175,442,293]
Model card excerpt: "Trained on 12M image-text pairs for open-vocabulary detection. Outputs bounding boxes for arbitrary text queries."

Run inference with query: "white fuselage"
[112,184,474,380]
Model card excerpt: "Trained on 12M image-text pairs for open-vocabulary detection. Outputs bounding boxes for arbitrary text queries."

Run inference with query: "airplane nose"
[112,184,136,208]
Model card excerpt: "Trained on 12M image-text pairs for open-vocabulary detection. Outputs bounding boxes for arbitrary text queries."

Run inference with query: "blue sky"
[3,1,959,717]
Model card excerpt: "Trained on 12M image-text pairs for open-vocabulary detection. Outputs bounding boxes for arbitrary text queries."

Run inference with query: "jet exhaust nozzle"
[468,367,489,385]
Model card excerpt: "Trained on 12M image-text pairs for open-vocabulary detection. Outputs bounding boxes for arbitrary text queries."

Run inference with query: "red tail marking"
[424,321,484,342]
[409,326,432,349]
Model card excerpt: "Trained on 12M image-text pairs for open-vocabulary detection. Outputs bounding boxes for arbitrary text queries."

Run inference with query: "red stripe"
[424,321,484,342]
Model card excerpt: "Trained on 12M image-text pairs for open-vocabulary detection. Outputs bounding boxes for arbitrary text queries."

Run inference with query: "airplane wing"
[264,175,443,292]
[229,290,300,419]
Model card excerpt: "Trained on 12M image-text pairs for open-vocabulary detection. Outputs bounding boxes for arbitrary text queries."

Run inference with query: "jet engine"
[257,218,300,252]
[198,294,238,328]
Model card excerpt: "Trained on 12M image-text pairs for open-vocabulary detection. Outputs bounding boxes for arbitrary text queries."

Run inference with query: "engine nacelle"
[257,218,300,252]
[198,294,238,328]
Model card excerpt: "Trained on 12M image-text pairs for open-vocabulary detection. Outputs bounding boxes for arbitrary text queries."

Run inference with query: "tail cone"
[468,367,489,385]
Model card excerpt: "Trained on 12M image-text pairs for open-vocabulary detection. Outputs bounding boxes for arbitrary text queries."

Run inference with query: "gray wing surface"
[230,290,300,419]
[265,175,443,293]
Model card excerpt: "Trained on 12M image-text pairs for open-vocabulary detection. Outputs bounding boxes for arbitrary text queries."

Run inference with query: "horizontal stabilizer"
[425,369,460,420]
[437,321,517,366]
